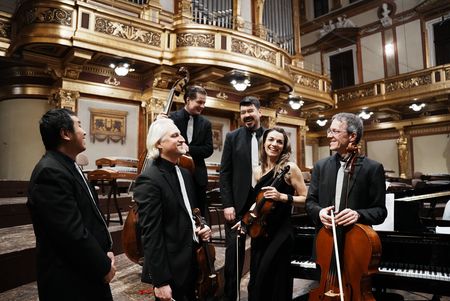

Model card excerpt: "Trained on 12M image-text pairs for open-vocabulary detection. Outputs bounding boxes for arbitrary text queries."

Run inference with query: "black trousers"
[222,221,247,301]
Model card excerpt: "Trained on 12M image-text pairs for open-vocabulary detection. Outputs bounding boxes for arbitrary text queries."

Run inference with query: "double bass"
[122,67,191,265]
[309,145,382,301]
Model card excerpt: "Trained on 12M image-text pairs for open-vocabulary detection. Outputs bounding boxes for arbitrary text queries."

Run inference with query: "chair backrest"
[443,201,450,221]
[76,153,89,169]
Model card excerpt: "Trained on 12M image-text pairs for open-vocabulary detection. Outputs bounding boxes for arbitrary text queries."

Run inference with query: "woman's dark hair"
[39,108,75,150]
[260,127,291,176]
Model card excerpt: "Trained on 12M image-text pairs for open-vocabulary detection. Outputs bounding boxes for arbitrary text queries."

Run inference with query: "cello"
[122,67,192,265]
[308,145,382,301]
[192,208,222,300]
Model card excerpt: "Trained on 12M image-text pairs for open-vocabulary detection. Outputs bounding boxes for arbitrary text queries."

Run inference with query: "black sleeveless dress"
[247,168,295,301]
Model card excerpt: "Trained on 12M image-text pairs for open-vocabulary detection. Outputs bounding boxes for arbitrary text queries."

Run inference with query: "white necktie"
[175,165,199,243]
[187,115,194,143]
[334,161,346,212]
[251,132,259,187]
[74,163,113,246]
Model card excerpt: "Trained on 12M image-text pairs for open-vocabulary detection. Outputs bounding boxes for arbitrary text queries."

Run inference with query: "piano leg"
[431,296,441,301]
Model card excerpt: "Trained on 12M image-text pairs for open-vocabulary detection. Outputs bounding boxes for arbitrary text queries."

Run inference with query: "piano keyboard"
[290,260,450,282]
[378,265,450,281]
[291,260,316,269]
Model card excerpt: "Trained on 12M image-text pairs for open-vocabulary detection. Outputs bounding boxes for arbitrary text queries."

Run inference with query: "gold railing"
[333,64,450,109]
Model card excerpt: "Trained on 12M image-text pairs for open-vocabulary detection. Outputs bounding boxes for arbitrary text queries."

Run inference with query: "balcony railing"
[333,64,450,107]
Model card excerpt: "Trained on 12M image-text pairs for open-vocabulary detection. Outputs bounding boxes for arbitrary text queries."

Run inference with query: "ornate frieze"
[95,17,161,47]
[294,74,319,90]
[0,20,11,39]
[231,38,276,65]
[385,75,432,93]
[337,86,375,103]
[176,33,215,48]
[24,7,72,26]
[104,76,120,86]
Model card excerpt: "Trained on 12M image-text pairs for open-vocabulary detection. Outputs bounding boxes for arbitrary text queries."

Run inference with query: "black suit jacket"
[306,153,387,227]
[170,108,213,187]
[220,126,264,216]
[134,157,199,289]
[27,150,113,301]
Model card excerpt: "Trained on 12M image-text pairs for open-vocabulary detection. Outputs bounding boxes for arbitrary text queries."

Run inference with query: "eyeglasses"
[327,128,346,136]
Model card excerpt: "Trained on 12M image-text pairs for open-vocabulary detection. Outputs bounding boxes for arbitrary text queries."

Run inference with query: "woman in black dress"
[240,127,308,301]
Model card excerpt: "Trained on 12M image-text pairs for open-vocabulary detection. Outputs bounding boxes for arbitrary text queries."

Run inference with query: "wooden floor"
[1,192,449,300]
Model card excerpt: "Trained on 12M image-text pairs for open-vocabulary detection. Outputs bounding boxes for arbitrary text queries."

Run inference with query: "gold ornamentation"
[0,20,11,38]
[24,7,72,26]
[216,92,228,100]
[337,86,375,103]
[49,89,79,112]
[231,38,276,65]
[294,74,319,90]
[104,76,120,86]
[176,33,215,48]
[385,75,432,93]
[396,130,409,179]
[89,108,128,144]
[95,17,161,47]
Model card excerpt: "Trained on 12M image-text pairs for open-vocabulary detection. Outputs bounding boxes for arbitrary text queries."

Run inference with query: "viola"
[241,165,290,238]
[122,67,192,265]
[192,208,223,300]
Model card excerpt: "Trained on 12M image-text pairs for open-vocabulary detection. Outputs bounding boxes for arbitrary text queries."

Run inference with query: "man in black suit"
[168,85,213,216]
[306,112,387,236]
[27,108,116,301]
[220,96,264,301]
[134,118,211,301]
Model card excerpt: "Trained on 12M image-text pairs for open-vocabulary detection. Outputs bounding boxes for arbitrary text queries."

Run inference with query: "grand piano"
[291,184,450,298]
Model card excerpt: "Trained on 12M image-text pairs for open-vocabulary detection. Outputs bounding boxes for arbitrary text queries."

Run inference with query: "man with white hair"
[134,118,211,301]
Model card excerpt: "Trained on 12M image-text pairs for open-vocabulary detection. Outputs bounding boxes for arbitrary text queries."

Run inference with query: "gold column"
[254,0,267,39]
[49,89,80,113]
[292,0,304,65]
[396,129,410,179]
[174,0,193,24]
[299,125,308,170]
[233,0,245,32]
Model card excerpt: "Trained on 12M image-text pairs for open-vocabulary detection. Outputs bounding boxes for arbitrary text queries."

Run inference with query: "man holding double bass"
[134,118,211,301]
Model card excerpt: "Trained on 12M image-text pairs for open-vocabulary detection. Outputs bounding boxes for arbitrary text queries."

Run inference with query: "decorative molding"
[104,76,120,86]
[231,38,276,65]
[337,86,375,103]
[24,7,72,26]
[176,32,215,48]
[49,89,79,112]
[385,75,432,93]
[0,20,11,38]
[294,74,319,90]
[94,17,161,47]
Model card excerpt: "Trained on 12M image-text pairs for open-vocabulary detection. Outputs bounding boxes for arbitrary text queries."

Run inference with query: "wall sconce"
[316,119,327,127]
[231,78,250,91]
[409,103,425,112]
[358,110,373,120]
[288,96,304,110]
[109,62,135,76]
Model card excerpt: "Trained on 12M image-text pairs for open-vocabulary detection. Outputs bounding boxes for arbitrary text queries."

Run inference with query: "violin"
[241,165,290,238]
[192,208,222,300]
[308,144,382,301]
[122,67,192,265]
